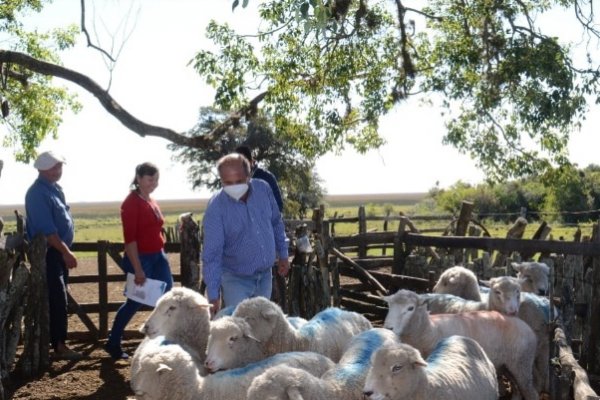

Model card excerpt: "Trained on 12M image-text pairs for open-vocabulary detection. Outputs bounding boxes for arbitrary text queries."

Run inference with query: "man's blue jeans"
[221,267,272,309]
[46,247,69,351]
[107,251,173,348]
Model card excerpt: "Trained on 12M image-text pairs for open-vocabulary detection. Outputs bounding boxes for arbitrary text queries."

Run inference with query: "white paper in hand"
[123,273,167,307]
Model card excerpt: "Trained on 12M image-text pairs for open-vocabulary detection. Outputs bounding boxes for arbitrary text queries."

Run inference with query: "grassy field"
[1,192,593,253]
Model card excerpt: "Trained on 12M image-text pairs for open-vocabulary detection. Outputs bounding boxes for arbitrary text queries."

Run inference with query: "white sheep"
[384,289,538,400]
[485,276,552,394]
[204,316,266,372]
[512,261,550,295]
[432,262,550,300]
[433,266,482,301]
[130,341,335,400]
[135,287,212,372]
[363,336,499,400]
[230,296,372,362]
[246,328,399,400]
[214,304,307,328]
[429,275,553,393]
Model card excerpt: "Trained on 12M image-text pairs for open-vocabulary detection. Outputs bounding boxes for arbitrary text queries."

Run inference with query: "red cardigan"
[121,191,165,254]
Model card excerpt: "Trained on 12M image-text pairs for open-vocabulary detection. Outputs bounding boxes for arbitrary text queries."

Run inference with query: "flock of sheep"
[128,261,552,400]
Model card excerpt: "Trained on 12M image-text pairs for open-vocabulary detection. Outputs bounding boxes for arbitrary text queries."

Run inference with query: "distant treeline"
[419,164,600,223]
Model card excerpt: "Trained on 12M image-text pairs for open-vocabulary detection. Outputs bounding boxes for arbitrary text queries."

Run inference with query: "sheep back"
[139,287,211,365]
[363,336,498,400]
[433,266,482,301]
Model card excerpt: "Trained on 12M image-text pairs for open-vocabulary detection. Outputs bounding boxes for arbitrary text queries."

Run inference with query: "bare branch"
[404,6,443,21]
[80,0,117,63]
[0,50,268,150]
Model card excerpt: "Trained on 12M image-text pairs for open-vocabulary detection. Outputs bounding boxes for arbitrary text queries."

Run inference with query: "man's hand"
[62,249,78,269]
[277,257,290,277]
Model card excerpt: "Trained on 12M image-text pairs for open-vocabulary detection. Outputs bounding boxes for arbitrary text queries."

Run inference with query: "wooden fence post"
[179,213,201,292]
[358,206,367,259]
[97,240,109,338]
[453,200,474,264]
[393,217,408,275]
[313,205,330,310]
[586,221,600,376]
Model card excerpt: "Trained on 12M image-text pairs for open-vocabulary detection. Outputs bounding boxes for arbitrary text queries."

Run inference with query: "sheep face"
[383,290,422,336]
[512,262,550,295]
[140,287,211,337]
[204,316,263,372]
[486,276,521,316]
[363,344,426,400]
[232,296,283,343]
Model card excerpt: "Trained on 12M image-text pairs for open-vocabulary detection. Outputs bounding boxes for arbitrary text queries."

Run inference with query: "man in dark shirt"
[235,145,284,212]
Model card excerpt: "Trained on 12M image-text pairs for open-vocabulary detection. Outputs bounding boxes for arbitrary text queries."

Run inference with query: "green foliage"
[424,164,600,223]
[198,0,396,159]
[218,0,600,180]
[0,0,80,161]
[169,107,325,218]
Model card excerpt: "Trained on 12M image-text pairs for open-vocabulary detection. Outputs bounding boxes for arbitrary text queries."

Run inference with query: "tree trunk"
[179,213,201,292]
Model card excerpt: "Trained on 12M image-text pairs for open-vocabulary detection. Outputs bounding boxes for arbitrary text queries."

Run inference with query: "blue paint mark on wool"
[298,308,344,337]
[329,329,385,383]
[522,292,552,322]
[427,336,455,369]
[220,352,306,378]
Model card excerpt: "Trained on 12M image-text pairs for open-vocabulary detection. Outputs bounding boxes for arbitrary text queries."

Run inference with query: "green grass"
[1,194,592,254]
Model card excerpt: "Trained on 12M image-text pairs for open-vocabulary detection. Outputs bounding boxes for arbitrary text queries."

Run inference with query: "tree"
[169,107,325,218]
[0,0,599,184]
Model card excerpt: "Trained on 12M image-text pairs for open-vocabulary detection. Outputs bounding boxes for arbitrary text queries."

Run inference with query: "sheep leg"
[511,373,539,400]
[533,341,550,393]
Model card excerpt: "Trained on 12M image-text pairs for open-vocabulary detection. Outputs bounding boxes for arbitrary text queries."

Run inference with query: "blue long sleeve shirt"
[25,176,75,246]
[202,178,289,301]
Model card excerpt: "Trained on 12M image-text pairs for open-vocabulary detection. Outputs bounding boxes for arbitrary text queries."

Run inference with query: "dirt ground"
[4,256,157,400]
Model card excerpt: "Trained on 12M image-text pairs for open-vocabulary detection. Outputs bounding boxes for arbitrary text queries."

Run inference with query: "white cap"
[33,151,66,171]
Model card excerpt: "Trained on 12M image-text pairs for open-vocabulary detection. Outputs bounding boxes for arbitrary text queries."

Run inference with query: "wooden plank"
[330,247,386,295]
[67,292,98,339]
[402,233,600,256]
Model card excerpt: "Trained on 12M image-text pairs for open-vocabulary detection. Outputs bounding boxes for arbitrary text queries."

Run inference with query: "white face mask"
[223,183,249,200]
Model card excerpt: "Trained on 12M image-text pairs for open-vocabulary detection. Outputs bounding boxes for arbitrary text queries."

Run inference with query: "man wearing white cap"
[25,151,82,360]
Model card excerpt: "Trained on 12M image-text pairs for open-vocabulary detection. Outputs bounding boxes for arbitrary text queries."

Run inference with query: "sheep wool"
[432,266,482,301]
[247,328,399,400]
[384,289,539,400]
[232,296,372,362]
[363,336,498,400]
[131,342,335,400]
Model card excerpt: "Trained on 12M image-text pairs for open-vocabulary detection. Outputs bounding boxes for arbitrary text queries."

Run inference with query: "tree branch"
[80,0,117,63]
[0,49,268,149]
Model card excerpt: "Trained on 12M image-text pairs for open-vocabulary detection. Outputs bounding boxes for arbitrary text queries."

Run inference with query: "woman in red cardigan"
[104,162,173,360]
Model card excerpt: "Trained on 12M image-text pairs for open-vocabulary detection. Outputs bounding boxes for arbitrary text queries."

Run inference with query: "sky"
[0,0,599,206]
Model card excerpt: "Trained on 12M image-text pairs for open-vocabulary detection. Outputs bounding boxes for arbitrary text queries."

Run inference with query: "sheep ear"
[241,325,261,343]
[156,363,172,373]
[511,262,522,272]
[479,279,491,288]
[411,353,428,368]
[261,308,279,321]
[382,294,393,303]
[286,387,305,400]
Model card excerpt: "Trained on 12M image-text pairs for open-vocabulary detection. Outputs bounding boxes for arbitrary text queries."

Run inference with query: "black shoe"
[104,342,129,360]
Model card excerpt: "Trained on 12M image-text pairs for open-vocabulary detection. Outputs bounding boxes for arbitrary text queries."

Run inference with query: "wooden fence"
[2,204,600,399]
[315,203,600,399]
